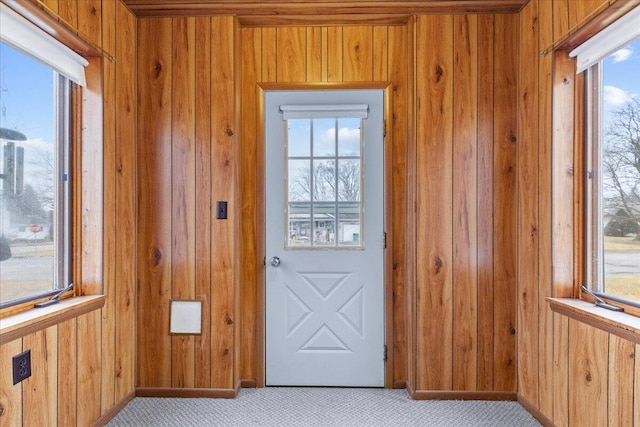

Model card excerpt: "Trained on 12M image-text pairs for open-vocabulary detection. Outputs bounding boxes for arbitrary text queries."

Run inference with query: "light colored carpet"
[106,388,542,426]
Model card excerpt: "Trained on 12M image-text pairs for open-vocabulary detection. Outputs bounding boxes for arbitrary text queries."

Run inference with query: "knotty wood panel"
[409,12,517,395]
[452,14,478,392]
[415,14,454,391]
[194,16,213,390]
[57,319,77,426]
[277,27,306,82]
[517,0,540,405]
[171,16,197,389]
[568,0,609,30]
[101,0,117,413]
[137,17,173,388]
[608,335,635,426]
[476,13,495,391]
[342,26,373,81]
[306,27,322,81]
[537,0,554,418]
[568,320,608,426]
[114,0,138,401]
[388,23,407,387]
[0,339,22,426]
[23,328,57,426]
[210,15,236,389]
[77,0,101,48]
[77,310,101,425]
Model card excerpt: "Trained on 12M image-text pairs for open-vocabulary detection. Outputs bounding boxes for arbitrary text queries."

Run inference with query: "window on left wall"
[0,4,87,308]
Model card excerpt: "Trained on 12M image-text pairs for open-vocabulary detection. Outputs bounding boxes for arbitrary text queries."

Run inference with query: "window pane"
[312,204,335,246]
[313,118,335,157]
[287,119,310,157]
[288,203,311,247]
[288,159,310,202]
[338,159,360,202]
[338,118,361,156]
[0,42,58,304]
[312,159,336,202]
[338,203,361,246]
[599,38,640,302]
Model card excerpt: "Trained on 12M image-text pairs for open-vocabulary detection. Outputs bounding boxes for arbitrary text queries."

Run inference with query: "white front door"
[265,89,385,387]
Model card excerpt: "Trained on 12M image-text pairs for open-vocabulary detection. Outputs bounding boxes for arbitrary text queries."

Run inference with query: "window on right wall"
[574,7,640,307]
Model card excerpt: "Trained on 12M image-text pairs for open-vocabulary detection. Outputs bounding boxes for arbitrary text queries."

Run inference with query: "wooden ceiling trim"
[237,14,412,27]
[122,1,527,18]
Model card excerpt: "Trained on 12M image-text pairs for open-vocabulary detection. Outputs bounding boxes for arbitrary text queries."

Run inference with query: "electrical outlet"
[12,350,31,385]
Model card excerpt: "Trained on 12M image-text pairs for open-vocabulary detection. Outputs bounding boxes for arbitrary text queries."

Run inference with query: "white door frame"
[255,82,394,388]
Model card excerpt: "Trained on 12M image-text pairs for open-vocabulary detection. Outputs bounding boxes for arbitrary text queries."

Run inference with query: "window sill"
[548,297,640,344]
[0,295,105,345]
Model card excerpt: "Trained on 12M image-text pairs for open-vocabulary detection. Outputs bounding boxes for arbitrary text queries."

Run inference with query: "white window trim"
[280,104,369,120]
[0,3,88,86]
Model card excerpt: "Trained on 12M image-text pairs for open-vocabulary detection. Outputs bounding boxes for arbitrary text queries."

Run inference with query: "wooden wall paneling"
[568,321,608,427]
[415,14,454,391]
[194,16,213,390]
[404,16,417,392]
[114,0,137,400]
[262,28,277,83]
[77,0,101,48]
[607,335,635,426]
[342,26,373,81]
[636,344,640,427]
[568,0,609,30]
[100,0,117,414]
[41,0,59,14]
[537,0,554,417]
[239,26,262,382]
[476,13,495,392]
[80,56,104,296]
[306,27,322,82]
[321,27,329,82]
[388,23,407,386]
[171,16,197,389]
[517,0,540,404]
[59,0,78,29]
[57,319,77,426]
[327,26,343,82]
[276,27,306,82]
[552,313,569,426]
[552,0,569,43]
[572,71,585,290]
[23,328,57,426]
[373,26,388,82]
[551,52,575,298]
[233,16,243,387]
[492,13,517,392]
[137,17,173,388]
[76,310,101,426]
[0,339,22,425]
[210,15,236,389]
[452,14,478,392]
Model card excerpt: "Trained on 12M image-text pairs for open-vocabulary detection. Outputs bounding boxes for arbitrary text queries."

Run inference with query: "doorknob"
[270,256,281,267]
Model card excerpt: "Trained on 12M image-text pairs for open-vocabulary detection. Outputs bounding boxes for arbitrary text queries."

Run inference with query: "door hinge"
[383,232,387,249]
[384,345,388,363]
[263,256,266,266]
[383,119,387,138]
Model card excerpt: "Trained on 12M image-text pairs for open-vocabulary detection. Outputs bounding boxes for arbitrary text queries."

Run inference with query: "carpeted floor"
[106,388,542,426]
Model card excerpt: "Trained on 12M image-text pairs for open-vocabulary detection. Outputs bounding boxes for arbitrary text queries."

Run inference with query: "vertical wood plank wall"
[517,0,640,425]
[136,16,236,390]
[410,13,518,394]
[0,0,137,425]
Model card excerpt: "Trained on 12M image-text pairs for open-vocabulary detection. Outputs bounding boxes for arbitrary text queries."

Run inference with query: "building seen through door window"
[580,25,640,305]
[286,117,364,249]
